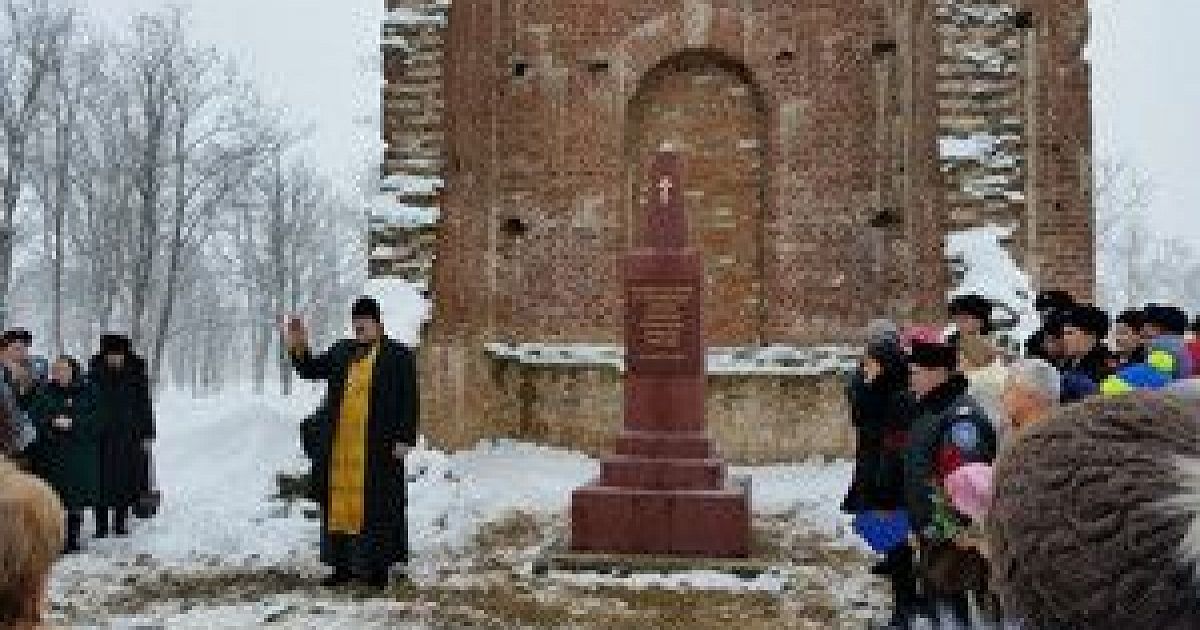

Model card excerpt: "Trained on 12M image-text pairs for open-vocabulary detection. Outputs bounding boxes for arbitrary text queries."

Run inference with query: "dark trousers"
[918,540,991,625]
[325,532,392,579]
[95,505,130,536]
[65,512,83,552]
[880,543,925,626]
[886,544,921,609]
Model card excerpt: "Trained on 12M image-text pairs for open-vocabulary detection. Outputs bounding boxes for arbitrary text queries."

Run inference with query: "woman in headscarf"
[842,320,920,628]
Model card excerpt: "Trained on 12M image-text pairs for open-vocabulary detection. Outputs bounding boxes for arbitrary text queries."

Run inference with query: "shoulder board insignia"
[950,421,980,450]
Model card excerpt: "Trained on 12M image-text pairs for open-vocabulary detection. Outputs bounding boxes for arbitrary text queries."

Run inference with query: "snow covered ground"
[47,385,885,628]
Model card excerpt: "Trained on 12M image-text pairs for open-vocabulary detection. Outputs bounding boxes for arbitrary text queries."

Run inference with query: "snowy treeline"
[0,0,365,392]
[1095,156,1200,313]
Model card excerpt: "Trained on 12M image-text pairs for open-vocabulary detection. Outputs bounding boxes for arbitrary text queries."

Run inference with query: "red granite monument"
[569,151,751,558]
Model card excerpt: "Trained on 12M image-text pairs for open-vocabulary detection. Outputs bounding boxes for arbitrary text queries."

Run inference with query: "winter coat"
[1061,344,1115,386]
[1188,340,1200,378]
[88,354,155,508]
[290,337,418,567]
[0,381,15,456]
[27,383,100,510]
[842,344,915,513]
[0,369,34,457]
[1147,334,1192,381]
[1061,371,1100,403]
[904,375,998,539]
[1111,345,1148,371]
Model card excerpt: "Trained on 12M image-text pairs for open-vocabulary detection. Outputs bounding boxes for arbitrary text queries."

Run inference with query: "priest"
[285,296,419,589]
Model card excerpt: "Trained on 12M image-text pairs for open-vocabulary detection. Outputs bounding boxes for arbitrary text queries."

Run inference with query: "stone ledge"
[483,343,860,375]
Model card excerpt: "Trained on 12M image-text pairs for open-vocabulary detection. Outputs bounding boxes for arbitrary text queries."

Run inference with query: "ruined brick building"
[375,0,1094,461]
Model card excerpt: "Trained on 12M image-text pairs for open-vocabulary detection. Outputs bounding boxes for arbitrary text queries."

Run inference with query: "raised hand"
[283,316,308,351]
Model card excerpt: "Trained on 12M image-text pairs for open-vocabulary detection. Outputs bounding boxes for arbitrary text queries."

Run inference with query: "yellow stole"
[327,343,379,535]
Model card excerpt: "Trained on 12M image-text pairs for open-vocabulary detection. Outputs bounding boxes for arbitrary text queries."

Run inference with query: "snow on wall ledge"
[369,197,441,229]
[483,343,860,376]
[946,224,1039,350]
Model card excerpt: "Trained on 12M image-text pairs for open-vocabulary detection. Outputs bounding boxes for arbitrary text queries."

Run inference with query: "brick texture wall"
[381,0,1093,460]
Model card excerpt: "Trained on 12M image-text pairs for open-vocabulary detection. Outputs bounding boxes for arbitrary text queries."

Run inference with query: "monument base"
[570,483,751,557]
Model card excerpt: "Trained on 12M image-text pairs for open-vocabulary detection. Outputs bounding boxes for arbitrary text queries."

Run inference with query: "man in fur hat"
[1110,309,1148,370]
[1141,304,1193,380]
[947,295,999,372]
[1026,290,1075,366]
[1059,304,1115,388]
[903,341,998,626]
[284,296,418,590]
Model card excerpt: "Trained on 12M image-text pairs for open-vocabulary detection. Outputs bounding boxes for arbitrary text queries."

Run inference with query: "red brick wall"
[415,0,1094,457]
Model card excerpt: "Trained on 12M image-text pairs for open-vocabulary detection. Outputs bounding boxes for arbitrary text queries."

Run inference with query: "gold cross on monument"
[657,176,674,206]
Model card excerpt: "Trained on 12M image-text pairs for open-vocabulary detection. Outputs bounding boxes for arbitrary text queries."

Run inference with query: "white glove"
[51,416,72,430]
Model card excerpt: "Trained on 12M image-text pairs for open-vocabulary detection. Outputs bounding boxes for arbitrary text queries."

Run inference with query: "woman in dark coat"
[89,335,155,538]
[286,296,418,590]
[842,324,920,628]
[27,356,97,553]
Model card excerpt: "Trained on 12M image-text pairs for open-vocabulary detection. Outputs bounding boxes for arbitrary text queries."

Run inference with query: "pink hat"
[944,463,994,523]
[901,324,944,350]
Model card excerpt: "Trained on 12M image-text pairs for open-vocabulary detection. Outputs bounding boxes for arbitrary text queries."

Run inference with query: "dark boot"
[321,566,354,588]
[114,505,130,537]
[933,593,971,627]
[364,567,391,591]
[882,545,923,629]
[64,512,83,554]
[94,507,110,539]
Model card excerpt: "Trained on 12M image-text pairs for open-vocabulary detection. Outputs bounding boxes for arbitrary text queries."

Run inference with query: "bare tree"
[148,38,269,383]
[0,0,73,327]
[1095,156,1155,311]
[4,2,371,393]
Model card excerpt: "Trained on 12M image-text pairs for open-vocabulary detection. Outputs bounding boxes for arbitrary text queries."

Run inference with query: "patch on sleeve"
[949,421,980,451]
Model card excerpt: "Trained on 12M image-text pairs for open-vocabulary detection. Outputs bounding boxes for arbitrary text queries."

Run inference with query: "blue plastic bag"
[852,510,911,554]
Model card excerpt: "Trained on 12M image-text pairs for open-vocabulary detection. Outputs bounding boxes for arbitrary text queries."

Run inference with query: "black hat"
[1143,304,1189,335]
[1192,315,1200,335]
[99,334,129,355]
[351,296,382,323]
[1041,309,1069,338]
[1061,304,1110,339]
[1115,309,1145,331]
[2,329,31,346]
[948,294,994,332]
[909,340,959,370]
[1035,290,1076,313]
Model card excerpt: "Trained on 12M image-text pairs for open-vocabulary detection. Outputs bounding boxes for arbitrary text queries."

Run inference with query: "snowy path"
[48,388,882,628]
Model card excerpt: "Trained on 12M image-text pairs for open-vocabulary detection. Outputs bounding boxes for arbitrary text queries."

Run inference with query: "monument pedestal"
[569,153,750,558]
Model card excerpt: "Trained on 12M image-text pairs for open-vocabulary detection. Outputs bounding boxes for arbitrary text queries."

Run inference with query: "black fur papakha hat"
[351,296,382,323]
[908,340,959,370]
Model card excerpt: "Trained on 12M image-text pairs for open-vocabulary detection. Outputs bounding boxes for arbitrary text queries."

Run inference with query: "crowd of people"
[844,291,1200,629]
[0,331,157,555]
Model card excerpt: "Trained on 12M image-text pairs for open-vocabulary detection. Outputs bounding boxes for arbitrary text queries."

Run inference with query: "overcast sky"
[81,0,1200,243]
